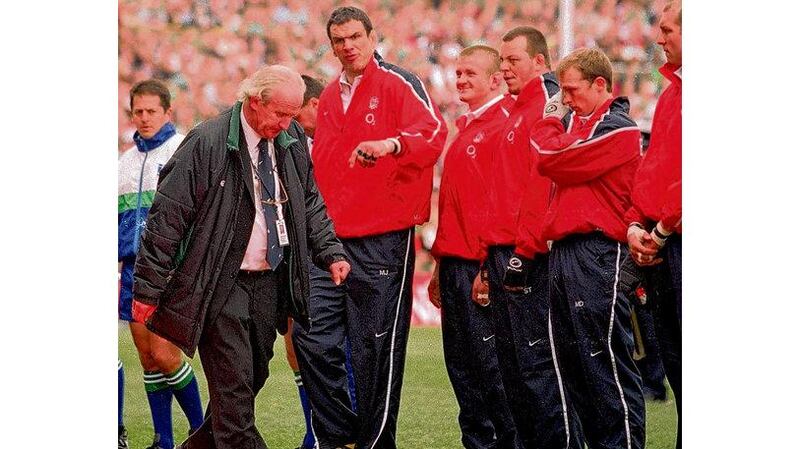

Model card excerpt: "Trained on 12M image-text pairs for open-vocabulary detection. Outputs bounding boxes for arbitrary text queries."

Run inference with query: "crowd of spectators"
[119,0,672,270]
[119,0,669,149]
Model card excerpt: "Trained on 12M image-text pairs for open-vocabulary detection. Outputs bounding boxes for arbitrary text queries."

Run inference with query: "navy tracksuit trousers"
[293,228,415,449]
[632,303,667,401]
[643,235,681,448]
[439,256,521,449]
[548,233,645,449]
[486,245,582,449]
[292,263,359,448]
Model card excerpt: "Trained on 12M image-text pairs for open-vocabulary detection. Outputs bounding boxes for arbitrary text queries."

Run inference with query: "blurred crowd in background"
[119,0,671,272]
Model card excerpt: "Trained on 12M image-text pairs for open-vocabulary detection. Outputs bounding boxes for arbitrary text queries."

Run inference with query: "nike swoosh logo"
[590,350,603,357]
[375,331,388,338]
[528,338,543,347]
[482,335,495,342]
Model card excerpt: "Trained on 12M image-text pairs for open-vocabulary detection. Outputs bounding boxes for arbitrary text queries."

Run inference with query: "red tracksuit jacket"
[313,53,447,238]
[431,95,513,261]
[625,64,682,232]
[531,97,641,243]
[484,73,560,250]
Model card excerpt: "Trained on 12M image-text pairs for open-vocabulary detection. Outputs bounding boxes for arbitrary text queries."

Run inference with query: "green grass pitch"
[119,324,677,448]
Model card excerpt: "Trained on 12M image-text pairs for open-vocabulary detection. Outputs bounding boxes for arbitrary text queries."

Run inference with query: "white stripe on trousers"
[607,243,632,449]
[369,228,413,449]
[548,310,572,449]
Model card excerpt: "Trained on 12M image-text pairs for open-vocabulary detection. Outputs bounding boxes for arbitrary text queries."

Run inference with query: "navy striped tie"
[257,139,283,269]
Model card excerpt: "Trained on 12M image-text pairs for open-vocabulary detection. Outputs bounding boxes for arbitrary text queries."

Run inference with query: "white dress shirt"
[240,108,284,270]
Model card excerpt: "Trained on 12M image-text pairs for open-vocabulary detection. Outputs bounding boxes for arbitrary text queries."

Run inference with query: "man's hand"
[543,91,570,121]
[471,265,490,307]
[427,263,441,309]
[503,253,533,292]
[627,224,662,266]
[329,260,351,286]
[132,299,157,324]
[348,139,397,168]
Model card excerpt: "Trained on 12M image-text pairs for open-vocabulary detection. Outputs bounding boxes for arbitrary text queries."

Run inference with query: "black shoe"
[643,386,668,402]
[118,425,128,449]
[145,433,174,449]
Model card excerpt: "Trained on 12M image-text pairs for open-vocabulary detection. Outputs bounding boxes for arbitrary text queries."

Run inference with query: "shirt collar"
[339,71,363,89]
[240,104,262,152]
[675,66,682,79]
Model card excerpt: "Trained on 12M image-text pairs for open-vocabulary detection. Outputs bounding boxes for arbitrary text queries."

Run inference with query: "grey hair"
[237,64,304,102]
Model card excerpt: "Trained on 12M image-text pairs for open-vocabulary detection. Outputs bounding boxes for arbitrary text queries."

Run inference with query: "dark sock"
[166,361,204,432]
[144,371,174,448]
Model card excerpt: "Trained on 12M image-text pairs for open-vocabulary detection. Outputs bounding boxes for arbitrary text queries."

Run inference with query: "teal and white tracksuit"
[118,124,183,320]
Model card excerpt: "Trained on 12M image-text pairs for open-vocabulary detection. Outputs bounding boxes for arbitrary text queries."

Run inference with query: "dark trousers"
[487,246,582,449]
[644,235,682,448]
[548,234,645,449]
[292,264,359,448]
[439,256,521,449]
[183,270,279,449]
[632,303,667,400]
[294,228,415,449]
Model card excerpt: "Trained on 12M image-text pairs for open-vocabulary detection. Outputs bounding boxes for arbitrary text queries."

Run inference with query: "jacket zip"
[133,151,149,254]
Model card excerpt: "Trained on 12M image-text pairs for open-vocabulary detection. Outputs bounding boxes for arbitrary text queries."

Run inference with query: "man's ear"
[534,53,546,68]
[489,72,503,91]
[310,97,320,109]
[593,76,607,92]
[247,96,260,110]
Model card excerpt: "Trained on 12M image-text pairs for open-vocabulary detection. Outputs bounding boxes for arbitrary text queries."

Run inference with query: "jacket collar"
[659,63,682,87]
[364,51,381,77]
[456,95,505,132]
[133,122,176,152]
[514,72,554,107]
[227,101,299,152]
[568,96,630,130]
[336,51,381,94]
[589,96,631,121]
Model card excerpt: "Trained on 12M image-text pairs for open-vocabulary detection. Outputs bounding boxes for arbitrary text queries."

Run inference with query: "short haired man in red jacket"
[291,6,447,449]
[481,26,583,449]
[625,1,682,447]
[530,47,646,449]
[427,44,520,449]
